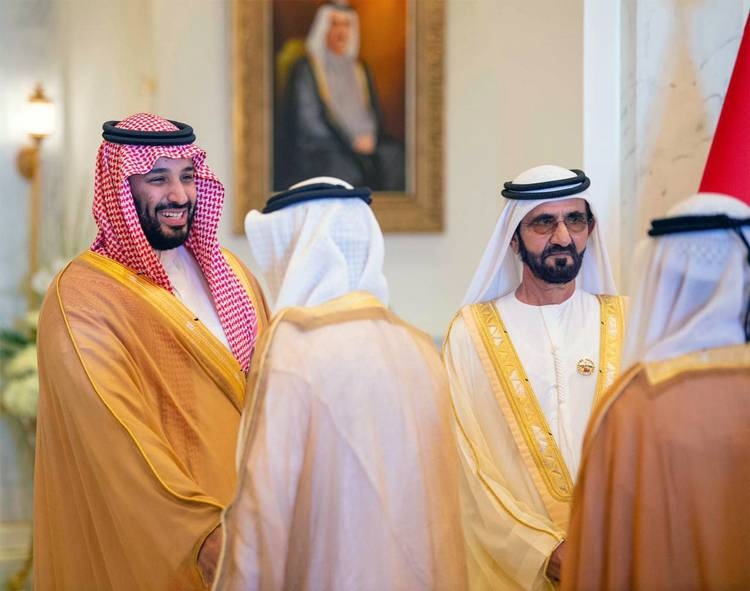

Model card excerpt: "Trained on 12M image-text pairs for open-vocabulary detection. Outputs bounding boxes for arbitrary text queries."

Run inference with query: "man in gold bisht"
[562,193,750,590]
[213,178,466,591]
[443,164,626,589]
[33,113,268,590]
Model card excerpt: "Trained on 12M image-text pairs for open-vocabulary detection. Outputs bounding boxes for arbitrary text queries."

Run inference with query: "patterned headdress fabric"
[90,113,257,371]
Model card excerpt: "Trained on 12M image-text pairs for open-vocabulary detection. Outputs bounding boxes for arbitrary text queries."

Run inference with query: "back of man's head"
[245,177,388,311]
[624,192,750,366]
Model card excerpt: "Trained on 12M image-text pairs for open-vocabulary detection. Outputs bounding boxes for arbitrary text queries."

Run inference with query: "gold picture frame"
[232,0,444,233]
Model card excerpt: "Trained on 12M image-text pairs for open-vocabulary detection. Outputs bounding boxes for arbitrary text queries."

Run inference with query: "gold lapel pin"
[577,358,595,376]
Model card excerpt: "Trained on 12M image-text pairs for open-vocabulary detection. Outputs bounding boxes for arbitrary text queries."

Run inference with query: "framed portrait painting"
[232,0,444,232]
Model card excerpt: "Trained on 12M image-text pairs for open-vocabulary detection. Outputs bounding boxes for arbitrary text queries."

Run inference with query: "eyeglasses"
[524,212,592,235]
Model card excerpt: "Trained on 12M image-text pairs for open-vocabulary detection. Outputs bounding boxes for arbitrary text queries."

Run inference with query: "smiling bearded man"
[33,113,269,590]
[130,156,198,250]
[443,165,626,590]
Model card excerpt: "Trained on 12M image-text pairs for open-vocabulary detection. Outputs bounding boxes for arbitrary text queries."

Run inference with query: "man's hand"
[197,526,223,586]
[353,133,376,154]
[546,540,566,584]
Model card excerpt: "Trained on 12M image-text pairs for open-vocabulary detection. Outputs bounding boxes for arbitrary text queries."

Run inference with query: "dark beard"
[135,202,195,250]
[517,233,585,284]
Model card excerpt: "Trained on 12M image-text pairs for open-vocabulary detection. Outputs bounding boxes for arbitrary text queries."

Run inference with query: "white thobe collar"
[495,288,601,477]
[156,246,231,351]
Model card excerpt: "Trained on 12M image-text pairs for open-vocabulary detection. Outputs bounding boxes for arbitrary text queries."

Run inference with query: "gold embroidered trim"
[281,292,394,329]
[80,250,245,400]
[54,264,224,509]
[443,313,564,538]
[645,343,750,385]
[471,302,574,501]
[593,295,625,406]
[448,402,563,539]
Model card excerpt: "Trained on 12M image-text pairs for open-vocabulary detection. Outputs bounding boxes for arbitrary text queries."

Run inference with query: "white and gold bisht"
[443,165,625,590]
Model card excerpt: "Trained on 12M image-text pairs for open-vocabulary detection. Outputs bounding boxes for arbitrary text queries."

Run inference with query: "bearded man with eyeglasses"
[442,164,626,590]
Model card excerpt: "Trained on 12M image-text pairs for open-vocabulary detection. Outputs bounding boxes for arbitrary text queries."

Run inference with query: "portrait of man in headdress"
[273,0,407,192]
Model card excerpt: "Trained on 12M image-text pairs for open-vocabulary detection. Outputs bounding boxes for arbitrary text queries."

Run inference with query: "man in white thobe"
[443,165,626,590]
[213,178,467,591]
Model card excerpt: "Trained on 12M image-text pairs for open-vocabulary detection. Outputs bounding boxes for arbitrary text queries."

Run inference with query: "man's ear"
[510,233,520,255]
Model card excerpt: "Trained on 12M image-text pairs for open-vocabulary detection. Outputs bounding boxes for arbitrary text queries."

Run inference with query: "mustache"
[542,244,578,258]
[155,202,192,213]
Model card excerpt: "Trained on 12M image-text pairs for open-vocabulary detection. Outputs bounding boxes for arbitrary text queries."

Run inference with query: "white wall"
[58,0,155,251]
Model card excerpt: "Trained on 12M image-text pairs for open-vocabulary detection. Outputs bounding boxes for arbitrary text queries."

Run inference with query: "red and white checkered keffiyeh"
[90,113,257,371]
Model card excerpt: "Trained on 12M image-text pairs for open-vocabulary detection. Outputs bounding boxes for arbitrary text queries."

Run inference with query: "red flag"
[699,16,750,206]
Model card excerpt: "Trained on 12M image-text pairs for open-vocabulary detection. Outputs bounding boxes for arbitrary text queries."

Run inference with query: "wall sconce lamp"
[16,84,54,309]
